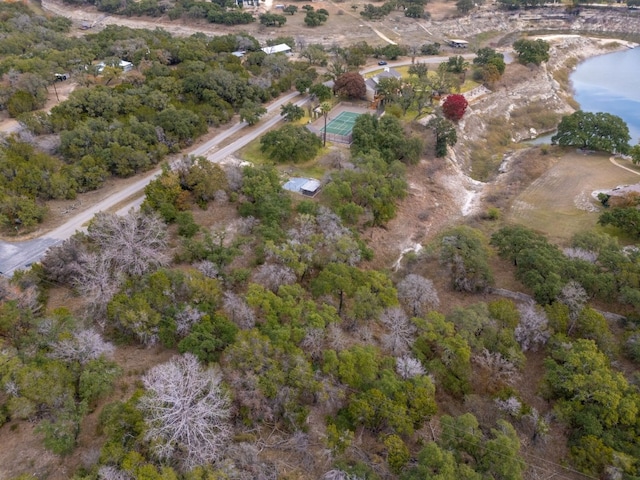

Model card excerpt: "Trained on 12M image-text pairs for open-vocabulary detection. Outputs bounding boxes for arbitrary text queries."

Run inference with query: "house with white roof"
[261,43,292,55]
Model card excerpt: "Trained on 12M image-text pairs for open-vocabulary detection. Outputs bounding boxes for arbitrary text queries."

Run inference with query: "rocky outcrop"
[424,7,640,43]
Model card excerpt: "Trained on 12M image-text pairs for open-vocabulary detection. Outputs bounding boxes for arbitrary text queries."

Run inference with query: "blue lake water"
[571,46,640,144]
[527,46,640,145]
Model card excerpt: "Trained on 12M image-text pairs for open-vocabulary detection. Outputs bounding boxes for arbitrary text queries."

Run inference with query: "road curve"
[0,91,301,275]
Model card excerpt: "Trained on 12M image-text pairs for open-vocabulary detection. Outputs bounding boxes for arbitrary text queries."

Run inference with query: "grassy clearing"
[510,103,560,133]
[237,133,329,179]
[237,137,267,165]
[506,150,640,243]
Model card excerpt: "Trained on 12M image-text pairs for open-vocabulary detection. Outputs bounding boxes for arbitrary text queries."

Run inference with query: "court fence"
[306,125,353,145]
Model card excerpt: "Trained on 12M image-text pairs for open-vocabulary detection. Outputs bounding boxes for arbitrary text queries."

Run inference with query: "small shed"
[261,43,292,55]
[300,179,321,197]
[283,177,321,197]
[447,39,469,48]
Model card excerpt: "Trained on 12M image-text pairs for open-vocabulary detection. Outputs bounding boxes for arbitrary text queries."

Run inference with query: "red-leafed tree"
[442,94,469,122]
[333,72,366,99]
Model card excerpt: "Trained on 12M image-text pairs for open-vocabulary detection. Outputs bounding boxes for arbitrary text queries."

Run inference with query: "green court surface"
[322,111,361,136]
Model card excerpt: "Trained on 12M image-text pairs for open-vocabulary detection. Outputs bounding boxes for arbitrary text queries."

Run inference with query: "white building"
[97,60,134,73]
[261,43,292,55]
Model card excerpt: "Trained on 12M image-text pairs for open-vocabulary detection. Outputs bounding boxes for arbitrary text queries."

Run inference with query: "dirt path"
[0,81,76,134]
[610,155,640,175]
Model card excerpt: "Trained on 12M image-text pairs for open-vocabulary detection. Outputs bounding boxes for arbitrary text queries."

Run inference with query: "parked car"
[378,60,388,66]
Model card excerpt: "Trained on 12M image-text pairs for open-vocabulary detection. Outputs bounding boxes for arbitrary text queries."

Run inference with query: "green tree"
[259,13,287,26]
[427,116,458,157]
[544,338,640,476]
[401,442,481,480]
[239,100,266,125]
[513,38,550,65]
[445,56,470,74]
[412,312,472,397]
[280,102,305,122]
[323,152,407,226]
[239,165,291,237]
[631,144,640,164]
[385,434,410,474]
[440,226,494,292]
[6,90,38,117]
[304,10,329,27]
[351,114,423,165]
[178,315,238,363]
[599,206,640,239]
[260,124,322,163]
[473,47,506,76]
[309,83,333,101]
[552,111,630,154]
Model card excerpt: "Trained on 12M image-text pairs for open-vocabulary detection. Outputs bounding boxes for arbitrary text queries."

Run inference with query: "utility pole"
[52,78,60,102]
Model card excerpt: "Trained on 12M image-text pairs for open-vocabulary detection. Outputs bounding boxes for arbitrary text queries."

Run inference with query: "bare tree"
[563,247,598,263]
[235,216,259,236]
[472,349,520,385]
[225,164,244,192]
[380,307,416,356]
[494,396,522,417]
[397,274,440,317]
[139,354,231,470]
[396,355,427,379]
[322,470,365,480]
[557,280,588,334]
[74,251,123,317]
[224,441,278,480]
[175,305,205,337]
[223,291,256,330]
[98,466,132,480]
[252,263,297,292]
[326,323,348,351]
[300,327,326,362]
[515,302,550,352]
[49,328,115,365]
[87,210,169,277]
[40,235,86,284]
[194,260,220,279]
[0,275,40,314]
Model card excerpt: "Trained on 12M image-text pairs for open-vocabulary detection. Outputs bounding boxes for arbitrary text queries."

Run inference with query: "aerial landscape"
[1,0,640,478]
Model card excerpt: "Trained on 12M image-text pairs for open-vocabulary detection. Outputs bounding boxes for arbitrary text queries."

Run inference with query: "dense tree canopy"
[513,38,550,65]
[351,114,423,164]
[333,72,367,99]
[551,111,631,154]
[442,94,469,122]
[260,124,322,163]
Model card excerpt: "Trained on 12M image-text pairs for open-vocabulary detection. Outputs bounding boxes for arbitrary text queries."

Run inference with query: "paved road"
[0,53,486,276]
[0,91,301,276]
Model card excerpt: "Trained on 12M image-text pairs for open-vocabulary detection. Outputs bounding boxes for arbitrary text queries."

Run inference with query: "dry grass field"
[507,150,640,243]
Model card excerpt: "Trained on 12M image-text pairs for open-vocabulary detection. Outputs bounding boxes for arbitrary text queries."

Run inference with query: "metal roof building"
[261,43,292,55]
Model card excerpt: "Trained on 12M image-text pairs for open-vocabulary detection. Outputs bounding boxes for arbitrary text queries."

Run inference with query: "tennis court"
[323,111,361,136]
